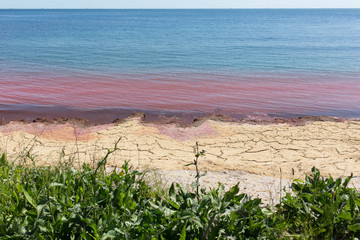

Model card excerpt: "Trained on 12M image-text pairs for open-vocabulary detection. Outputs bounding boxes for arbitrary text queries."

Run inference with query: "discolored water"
[1,9,360,119]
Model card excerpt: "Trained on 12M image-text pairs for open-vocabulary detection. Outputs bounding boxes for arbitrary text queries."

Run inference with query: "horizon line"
[1,7,360,10]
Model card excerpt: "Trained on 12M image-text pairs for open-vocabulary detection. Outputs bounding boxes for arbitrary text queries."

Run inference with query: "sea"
[0,9,360,123]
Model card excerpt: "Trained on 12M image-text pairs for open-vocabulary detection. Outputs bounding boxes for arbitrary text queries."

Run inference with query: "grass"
[1,142,360,239]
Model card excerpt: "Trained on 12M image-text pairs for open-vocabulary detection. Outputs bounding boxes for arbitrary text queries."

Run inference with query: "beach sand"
[1,116,360,204]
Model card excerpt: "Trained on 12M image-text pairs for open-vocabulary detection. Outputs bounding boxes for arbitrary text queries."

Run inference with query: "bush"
[1,148,359,239]
[278,166,360,239]
[0,150,275,239]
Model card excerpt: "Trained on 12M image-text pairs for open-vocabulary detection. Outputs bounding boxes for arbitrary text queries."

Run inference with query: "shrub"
[1,148,359,239]
[278,166,360,239]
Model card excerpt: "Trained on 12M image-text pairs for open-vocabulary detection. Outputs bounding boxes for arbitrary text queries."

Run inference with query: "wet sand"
[1,115,360,203]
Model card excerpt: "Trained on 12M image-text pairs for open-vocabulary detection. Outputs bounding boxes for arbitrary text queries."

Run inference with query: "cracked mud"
[1,117,360,203]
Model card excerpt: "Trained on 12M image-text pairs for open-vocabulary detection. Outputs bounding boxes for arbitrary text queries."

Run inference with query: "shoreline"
[1,103,359,127]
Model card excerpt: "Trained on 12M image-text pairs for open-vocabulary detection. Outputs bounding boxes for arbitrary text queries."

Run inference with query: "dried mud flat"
[1,116,360,203]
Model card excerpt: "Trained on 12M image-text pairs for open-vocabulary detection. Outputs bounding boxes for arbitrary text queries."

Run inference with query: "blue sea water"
[0,9,359,119]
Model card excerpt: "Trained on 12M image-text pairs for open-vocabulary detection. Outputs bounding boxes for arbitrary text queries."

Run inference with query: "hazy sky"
[1,0,360,9]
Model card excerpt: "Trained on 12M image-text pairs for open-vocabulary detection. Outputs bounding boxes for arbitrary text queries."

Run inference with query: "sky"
[1,0,360,9]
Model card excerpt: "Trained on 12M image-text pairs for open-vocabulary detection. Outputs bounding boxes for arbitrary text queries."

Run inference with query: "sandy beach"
[1,115,360,203]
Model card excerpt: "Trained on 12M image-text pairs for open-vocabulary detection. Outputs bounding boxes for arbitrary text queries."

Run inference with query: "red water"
[1,71,360,117]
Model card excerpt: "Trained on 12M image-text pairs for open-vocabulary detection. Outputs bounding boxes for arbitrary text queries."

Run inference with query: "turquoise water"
[0,9,360,118]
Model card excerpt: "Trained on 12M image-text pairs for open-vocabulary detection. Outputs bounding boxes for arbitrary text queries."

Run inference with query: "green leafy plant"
[0,139,153,239]
[278,167,360,239]
[1,142,360,240]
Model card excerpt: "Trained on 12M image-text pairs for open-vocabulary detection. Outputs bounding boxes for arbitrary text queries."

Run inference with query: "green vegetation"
[1,142,360,239]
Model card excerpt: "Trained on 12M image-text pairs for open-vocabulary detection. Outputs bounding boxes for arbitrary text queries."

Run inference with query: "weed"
[185,142,206,201]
